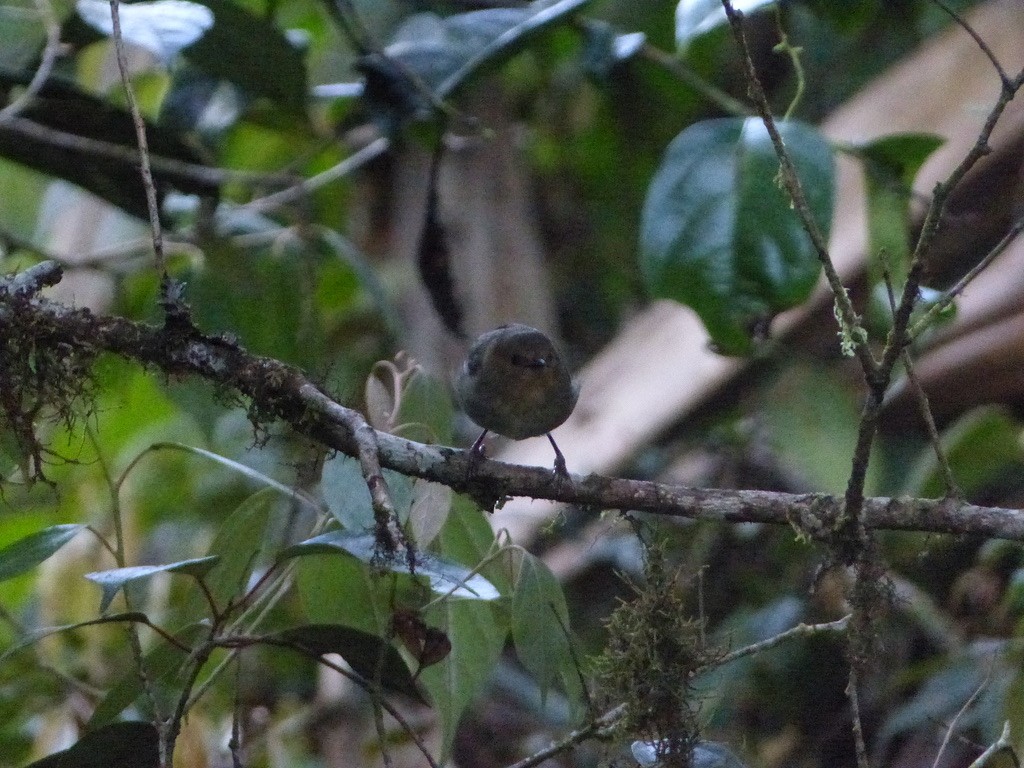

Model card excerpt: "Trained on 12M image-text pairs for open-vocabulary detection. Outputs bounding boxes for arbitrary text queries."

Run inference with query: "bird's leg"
[470,429,489,459]
[464,430,489,484]
[547,433,570,478]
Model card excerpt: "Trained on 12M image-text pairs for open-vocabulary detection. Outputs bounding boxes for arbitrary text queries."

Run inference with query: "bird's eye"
[511,353,546,368]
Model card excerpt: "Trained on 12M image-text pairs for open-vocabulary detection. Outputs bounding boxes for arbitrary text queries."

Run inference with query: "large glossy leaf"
[640,117,834,354]
[414,495,510,758]
[417,598,506,761]
[85,556,219,613]
[24,721,158,768]
[0,524,83,583]
[270,623,424,701]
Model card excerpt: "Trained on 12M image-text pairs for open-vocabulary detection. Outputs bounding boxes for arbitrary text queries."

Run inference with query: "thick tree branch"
[3,262,1024,542]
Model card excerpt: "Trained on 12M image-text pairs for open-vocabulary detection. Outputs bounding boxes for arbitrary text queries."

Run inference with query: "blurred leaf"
[88,622,208,728]
[281,530,499,600]
[270,623,424,701]
[85,556,220,612]
[762,363,879,494]
[676,0,774,51]
[0,524,83,583]
[859,133,944,286]
[358,0,590,126]
[0,73,217,219]
[903,407,1024,499]
[417,147,464,338]
[150,442,320,511]
[182,0,308,111]
[76,0,214,63]
[640,118,834,354]
[0,613,150,665]
[580,19,645,80]
[511,550,582,707]
[632,739,750,768]
[408,479,452,549]
[878,642,1013,750]
[321,454,374,531]
[24,720,158,768]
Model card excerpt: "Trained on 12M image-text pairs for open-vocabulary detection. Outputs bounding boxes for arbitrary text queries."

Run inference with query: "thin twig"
[107,0,166,284]
[929,0,1010,89]
[637,42,751,117]
[720,1,878,382]
[1,115,294,189]
[243,137,390,214]
[880,257,958,497]
[932,657,993,768]
[698,615,850,672]
[847,666,870,768]
[909,217,1024,338]
[967,721,1018,768]
[0,0,61,124]
[503,705,623,768]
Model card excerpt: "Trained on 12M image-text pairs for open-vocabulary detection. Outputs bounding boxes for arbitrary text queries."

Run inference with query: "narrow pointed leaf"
[85,556,220,612]
[271,624,424,701]
[280,531,499,600]
[0,524,83,582]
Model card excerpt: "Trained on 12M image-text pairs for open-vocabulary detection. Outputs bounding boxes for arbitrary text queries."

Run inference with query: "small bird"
[455,324,579,475]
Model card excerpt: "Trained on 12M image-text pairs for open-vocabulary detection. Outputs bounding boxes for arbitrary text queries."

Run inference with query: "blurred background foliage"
[4,0,1024,767]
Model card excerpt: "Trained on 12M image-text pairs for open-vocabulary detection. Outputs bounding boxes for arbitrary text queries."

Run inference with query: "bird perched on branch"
[455,324,579,476]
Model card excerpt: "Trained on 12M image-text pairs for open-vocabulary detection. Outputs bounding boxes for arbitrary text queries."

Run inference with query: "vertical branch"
[107,0,169,294]
[720,2,879,383]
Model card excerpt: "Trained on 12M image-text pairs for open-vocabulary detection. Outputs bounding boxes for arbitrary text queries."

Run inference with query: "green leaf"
[511,551,582,708]
[640,117,834,354]
[296,553,391,636]
[192,488,280,614]
[859,133,944,286]
[280,531,499,600]
[394,367,454,444]
[417,598,506,761]
[85,556,220,613]
[0,524,83,583]
[0,613,150,665]
[24,720,158,768]
[321,454,374,531]
[270,624,424,701]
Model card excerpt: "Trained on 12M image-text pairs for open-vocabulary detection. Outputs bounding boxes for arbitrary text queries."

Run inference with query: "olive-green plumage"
[456,324,578,474]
